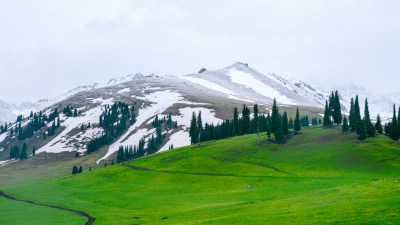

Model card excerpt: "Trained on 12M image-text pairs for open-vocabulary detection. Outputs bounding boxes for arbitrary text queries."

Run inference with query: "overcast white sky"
[0,0,399,105]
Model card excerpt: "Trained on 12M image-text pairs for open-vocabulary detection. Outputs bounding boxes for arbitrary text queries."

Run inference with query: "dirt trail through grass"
[0,190,96,225]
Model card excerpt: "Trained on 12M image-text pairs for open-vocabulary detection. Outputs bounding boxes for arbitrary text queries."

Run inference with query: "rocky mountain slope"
[0,63,396,166]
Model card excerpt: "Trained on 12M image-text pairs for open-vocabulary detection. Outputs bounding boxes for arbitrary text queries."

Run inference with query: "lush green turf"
[0,196,86,225]
[1,126,400,224]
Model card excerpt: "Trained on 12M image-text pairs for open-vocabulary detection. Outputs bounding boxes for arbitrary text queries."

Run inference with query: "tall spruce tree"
[197,111,203,146]
[354,96,362,134]
[364,98,375,137]
[233,107,239,136]
[358,119,367,142]
[375,114,383,134]
[282,111,289,136]
[20,142,27,160]
[349,98,355,130]
[271,99,279,133]
[266,113,271,138]
[242,105,251,134]
[274,115,285,144]
[342,117,349,133]
[294,108,301,132]
[333,91,342,125]
[390,105,400,142]
[253,104,260,144]
[323,100,332,127]
[189,112,198,144]
[32,147,36,156]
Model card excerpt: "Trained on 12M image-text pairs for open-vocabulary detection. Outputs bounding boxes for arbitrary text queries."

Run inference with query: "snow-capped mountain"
[1,63,399,166]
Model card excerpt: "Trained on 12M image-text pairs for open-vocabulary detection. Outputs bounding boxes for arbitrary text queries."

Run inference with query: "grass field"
[1,126,400,224]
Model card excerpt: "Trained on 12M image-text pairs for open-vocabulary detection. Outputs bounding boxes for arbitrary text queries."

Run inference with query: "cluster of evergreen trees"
[323,91,342,127]
[72,165,83,175]
[0,123,8,134]
[152,114,178,130]
[384,105,400,142]
[63,105,78,117]
[189,100,305,146]
[86,102,136,154]
[117,138,147,163]
[9,142,28,160]
[15,108,60,141]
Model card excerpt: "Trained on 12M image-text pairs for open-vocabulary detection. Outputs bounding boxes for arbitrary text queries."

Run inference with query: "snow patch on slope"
[159,130,190,152]
[179,76,235,95]
[227,69,295,105]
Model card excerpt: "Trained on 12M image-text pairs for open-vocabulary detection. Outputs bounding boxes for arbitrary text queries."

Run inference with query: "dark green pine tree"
[189,112,198,144]
[323,100,332,127]
[354,96,362,134]
[294,108,301,132]
[364,98,375,137]
[78,166,83,173]
[333,91,342,125]
[375,114,383,134]
[274,115,285,144]
[32,147,36,156]
[289,117,294,129]
[266,114,271,138]
[342,117,349,133]
[72,166,78,175]
[282,111,289,136]
[253,104,260,144]
[20,142,27,160]
[233,107,239,136]
[349,98,355,130]
[117,146,125,163]
[197,111,203,146]
[358,120,367,142]
[242,105,251,134]
[271,99,279,133]
[390,105,400,142]
[75,151,80,157]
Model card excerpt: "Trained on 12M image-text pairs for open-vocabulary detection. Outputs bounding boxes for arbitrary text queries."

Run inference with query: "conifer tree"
[358,120,367,142]
[78,166,83,173]
[289,117,294,129]
[271,99,279,133]
[282,111,289,136]
[342,117,349,133]
[75,151,80,157]
[266,114,271,138]
[354,96,362,134]
[117,146,125,163]
[253,104,260,144]
[72,166,78,175]
[349,98,355,130]
[32,147,36,156]
[233,107,239,136]
[20,142,27,160]
[390,105,400,142]
[294,108,301,132]
[323,100,332,127]
[274,115,285,144]
[189,112,198,144]
[242,105,251,134]
[197,111,203,146]
[364,98,375,137]
[375,114,383,134]
[333,91,342,125]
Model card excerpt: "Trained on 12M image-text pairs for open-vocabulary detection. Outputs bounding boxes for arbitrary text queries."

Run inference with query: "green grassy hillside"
[1,126,400,224]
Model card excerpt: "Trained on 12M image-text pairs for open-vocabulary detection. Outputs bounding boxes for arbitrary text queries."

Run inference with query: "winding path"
[0,190,96,225]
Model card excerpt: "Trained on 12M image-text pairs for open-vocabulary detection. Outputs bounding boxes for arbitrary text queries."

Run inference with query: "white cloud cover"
[1,0,399,104]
